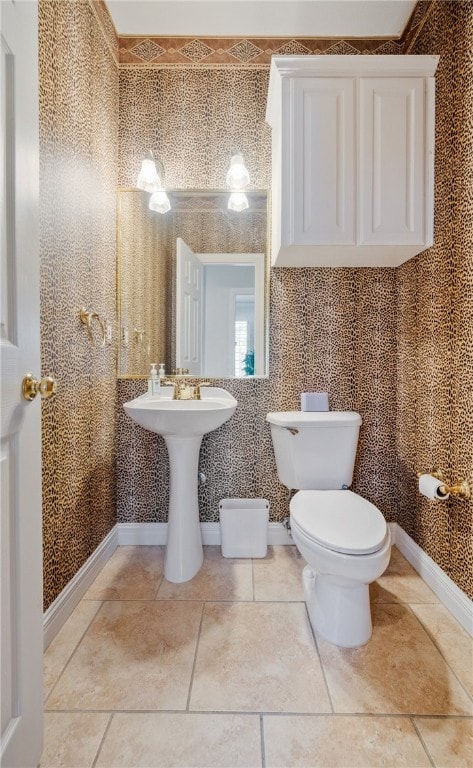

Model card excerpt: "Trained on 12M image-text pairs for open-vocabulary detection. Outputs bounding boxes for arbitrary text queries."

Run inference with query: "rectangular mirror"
[117,189,269,378]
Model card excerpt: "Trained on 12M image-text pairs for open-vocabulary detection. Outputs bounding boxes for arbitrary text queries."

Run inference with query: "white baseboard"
[391,523,472,636]
[43,520,471,647]
[118,521,471,634]
[117,522,167,545]
[268,522,294,545]
[117,521,293,546]
[388,521,397,542]
[43,522,291,645]
[43,526,118,650]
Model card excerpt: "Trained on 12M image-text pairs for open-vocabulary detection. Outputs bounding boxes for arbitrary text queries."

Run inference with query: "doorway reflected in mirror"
[117,189,269,378]
[176,238,265,377]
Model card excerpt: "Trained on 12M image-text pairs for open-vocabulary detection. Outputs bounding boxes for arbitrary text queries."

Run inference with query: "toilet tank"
[266,411,362,490]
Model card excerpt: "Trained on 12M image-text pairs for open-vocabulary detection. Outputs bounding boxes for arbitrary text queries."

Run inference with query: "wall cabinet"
[266,56,439,267]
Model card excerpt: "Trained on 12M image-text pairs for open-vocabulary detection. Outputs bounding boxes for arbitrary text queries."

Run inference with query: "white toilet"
[266,410,391,648]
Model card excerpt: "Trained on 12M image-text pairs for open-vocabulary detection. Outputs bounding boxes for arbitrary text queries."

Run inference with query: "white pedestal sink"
[123,387,237,583]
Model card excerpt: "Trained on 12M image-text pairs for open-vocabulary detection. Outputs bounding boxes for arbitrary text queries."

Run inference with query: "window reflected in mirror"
[117,189,269,379]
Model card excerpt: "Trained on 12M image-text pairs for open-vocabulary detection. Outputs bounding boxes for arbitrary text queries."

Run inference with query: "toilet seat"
[290,490,388,556]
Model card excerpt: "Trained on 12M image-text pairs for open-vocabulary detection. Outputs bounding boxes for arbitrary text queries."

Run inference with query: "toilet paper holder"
[416,470,471,500]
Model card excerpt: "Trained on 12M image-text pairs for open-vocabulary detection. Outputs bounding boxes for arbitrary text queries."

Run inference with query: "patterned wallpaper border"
[118,37,405,66]
[90,0,433,67]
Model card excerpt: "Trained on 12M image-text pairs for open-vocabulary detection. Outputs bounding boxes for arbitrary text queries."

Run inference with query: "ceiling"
[106,0,417,39]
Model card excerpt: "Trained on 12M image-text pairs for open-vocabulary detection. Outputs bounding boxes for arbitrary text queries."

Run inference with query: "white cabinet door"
[359,77,425,245]
[288,77,355,246]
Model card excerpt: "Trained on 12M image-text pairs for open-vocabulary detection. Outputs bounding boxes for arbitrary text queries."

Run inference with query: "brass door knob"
[22,374,57,401]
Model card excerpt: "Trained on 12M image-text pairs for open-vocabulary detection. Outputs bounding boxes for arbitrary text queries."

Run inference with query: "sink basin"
[123,386,237,584]
[123,387,237,437]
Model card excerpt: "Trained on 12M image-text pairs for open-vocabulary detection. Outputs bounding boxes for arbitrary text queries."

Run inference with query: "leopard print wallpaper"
[91,0,119,62]
[39,0,472,609]
[116,70,399,528]
[117,267,398,527]
[116,2,473,600]
[39,0,118,609]
[396,1,473,597]
[118,190,170,376]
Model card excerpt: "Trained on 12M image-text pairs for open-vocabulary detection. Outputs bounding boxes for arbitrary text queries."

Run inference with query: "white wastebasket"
[219,498,269,558]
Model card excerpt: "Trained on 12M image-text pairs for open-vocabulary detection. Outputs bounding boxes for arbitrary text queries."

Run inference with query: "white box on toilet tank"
[219,498,269,558]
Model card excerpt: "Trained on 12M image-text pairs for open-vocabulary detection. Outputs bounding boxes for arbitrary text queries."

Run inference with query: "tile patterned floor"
[41,545,472,768]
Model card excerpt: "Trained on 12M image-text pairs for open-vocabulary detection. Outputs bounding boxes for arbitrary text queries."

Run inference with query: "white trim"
[391,523,473,637]
[270,54,439,81]
[201,522,220,545]
[388,521,397,543]
[43,520,472,648]
[268,521,294,545]
[43,526,118,650]
[118,522,167,545]
[117,521,293,546]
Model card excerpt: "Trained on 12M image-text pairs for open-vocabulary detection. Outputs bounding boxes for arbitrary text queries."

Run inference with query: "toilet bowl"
[290,490,391,647]
[266,410,392,648]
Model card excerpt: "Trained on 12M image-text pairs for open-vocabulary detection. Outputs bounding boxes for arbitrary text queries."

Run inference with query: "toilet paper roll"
[418,473,450,500]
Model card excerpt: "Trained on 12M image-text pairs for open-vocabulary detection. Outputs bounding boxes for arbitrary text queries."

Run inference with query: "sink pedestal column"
[164,434,204,583]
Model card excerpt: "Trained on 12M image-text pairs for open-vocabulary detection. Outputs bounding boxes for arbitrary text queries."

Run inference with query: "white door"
[176,238,202,376]
[1,1,45,766]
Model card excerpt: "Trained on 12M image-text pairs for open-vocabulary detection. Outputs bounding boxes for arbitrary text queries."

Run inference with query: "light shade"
[136,158,162,192]
[226,153,250,189]
[228,192,249,212]
[149,189,171,214]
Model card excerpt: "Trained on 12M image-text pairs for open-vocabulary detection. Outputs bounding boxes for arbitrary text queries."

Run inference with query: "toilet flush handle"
[284,427,298,436]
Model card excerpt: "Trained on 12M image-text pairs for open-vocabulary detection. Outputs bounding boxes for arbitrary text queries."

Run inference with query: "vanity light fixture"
[137,150,171,213]
[149,188,171,214]
[228,191,249,212]
[226,152,250,212]
[136,151,162,192]
[226,153,250,189]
